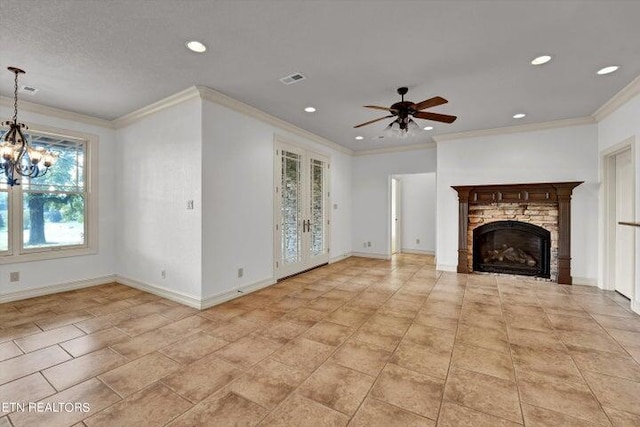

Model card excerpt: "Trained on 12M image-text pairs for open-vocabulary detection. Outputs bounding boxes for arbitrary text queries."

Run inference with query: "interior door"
[391,178,399,254]
[275,142,330,279]
[614,149,635,298]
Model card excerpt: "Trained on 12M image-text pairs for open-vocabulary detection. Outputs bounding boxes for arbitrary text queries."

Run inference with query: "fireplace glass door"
[473,220,551,278]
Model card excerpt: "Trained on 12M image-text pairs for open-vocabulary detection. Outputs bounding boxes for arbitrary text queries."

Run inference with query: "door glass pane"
[310,159,325,256]
[23,192,85,249]
[0,191,8,251]
[281,151,302,264]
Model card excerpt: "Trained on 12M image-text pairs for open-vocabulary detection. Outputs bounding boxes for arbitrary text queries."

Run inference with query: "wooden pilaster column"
[554,182,582,285]
[452,186,472,273]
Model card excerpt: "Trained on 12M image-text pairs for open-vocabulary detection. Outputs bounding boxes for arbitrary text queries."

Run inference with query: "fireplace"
[473,220,551,278]
[452,182,582,284]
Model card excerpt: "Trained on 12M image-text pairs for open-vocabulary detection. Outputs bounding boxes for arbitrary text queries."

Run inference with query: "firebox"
[472,220,551,278]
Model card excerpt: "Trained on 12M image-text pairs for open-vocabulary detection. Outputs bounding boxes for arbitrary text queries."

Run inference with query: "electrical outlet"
[238,268,243,278]
[367,241,371,247]
[10,272,19,282]
[363,242,367,248]
[416,238,420,244]
[161,269,166,279]
[186,200,194,210]
[333,203,338,210]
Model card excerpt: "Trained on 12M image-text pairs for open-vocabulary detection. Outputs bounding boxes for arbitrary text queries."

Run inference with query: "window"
[0,125,97,263]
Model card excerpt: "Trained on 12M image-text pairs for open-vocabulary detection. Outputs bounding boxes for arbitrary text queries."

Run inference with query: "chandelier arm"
[3,66,48,187]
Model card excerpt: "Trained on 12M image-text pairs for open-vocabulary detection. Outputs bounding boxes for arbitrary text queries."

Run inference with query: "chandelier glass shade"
[1,67,57,186]
[384,116,422,138]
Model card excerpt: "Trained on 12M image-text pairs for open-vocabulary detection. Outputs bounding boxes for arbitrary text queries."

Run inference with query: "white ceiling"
[1,0,639,151]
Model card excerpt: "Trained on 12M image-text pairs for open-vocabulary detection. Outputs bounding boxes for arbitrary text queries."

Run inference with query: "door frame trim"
[601,136,636,295]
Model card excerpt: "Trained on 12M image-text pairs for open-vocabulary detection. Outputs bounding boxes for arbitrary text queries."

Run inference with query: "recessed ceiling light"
[304,107,316,113]
[597,65,619,75]
[513,113,526,119]
[423,126,433,131]
[355,136,364,140]
[531,55,552,65]
[186,41,207,53]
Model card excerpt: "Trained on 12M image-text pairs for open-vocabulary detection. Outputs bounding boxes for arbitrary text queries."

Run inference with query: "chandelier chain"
[13,70,19,123]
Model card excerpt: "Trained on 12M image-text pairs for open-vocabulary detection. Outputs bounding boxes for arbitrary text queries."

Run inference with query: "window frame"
[0,123,98,264]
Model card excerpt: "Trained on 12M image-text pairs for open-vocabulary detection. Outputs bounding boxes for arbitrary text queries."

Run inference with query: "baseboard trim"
[631,299,640,315]
[351,252,391,260]
[436,264,458,272]
[0,275,116,304]
[401,249,435,256]
[200,277,276,310]
[115,275,202,309]
[572,276,598,287]
[330,253,352,264]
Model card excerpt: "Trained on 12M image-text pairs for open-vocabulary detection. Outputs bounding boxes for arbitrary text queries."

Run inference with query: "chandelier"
[1,67,57,186]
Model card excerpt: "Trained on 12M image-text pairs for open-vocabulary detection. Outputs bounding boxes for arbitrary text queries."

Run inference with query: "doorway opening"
[389,173,436,258]
[603,139,636,302]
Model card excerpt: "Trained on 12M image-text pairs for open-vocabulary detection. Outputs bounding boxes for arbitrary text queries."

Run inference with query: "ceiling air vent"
[20,85,39,95]
[280,73,306,85]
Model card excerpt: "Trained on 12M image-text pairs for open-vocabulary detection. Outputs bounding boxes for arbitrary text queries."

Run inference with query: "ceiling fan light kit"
[355,86,457,136]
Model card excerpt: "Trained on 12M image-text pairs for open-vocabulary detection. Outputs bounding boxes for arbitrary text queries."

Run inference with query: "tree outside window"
[1,129,89,257]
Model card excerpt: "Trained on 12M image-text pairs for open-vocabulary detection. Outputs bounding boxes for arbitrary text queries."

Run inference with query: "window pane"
[310,159,325,256]
[22,135,85,192]
[281,151,301,264]
[0,191,7,251]
[23,192,85,249]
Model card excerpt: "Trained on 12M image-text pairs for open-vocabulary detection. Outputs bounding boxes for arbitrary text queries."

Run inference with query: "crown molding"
[0,96,114,129]
[432,116,596,143]
[196,86,353,155]
[112,86,201,129]
[353,142,436,156]
[593,74,640,122]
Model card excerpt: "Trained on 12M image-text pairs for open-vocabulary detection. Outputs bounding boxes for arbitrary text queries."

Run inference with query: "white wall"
[201,99,352,301]
[397,173,436,254]
[597,93,640,310]
[352,147,437,257]
[436,124,600,284]
[115,98,203,300]
[0,107,117,297]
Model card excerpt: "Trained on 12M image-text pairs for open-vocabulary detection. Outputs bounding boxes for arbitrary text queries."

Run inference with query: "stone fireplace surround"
[452,182,583,285]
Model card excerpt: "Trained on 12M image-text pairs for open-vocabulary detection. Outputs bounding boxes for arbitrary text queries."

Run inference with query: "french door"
[275,141,330,279]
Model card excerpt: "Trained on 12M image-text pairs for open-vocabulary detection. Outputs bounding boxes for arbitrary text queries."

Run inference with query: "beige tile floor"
[1,254,640,426]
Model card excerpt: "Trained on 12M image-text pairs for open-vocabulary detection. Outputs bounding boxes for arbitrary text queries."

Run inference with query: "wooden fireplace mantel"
[452,181,583,285]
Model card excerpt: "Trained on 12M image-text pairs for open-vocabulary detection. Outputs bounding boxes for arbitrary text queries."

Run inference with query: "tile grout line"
[499,275,529,426]
[537,285,616,426]
[433,270,468,425]
[338,265,431,422]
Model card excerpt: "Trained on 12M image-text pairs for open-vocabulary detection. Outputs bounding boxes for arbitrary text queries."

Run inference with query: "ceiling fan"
[354,87,457,135]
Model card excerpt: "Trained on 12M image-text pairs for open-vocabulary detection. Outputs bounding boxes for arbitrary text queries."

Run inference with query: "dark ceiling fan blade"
[413,96,448,111]
[354,115,394,128]
[413,111,457,123]
[364,105,398,113]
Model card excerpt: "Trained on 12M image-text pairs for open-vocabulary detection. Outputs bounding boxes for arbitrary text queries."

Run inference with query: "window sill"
[0,247,97,264]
